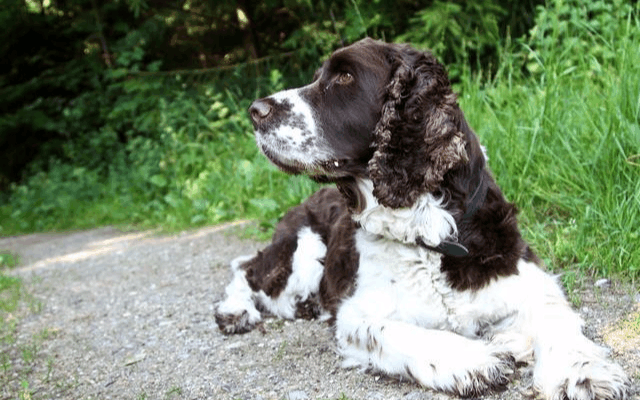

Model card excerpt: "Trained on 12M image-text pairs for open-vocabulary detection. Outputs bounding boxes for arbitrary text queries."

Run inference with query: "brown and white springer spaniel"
[215,38,629,399]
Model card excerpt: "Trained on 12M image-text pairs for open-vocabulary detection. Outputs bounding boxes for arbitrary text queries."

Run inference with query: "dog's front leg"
[335,306,516,397]
[531,284,629,399]
[511,261,630,400]
[215,226,327,334]
[215,254,264,334]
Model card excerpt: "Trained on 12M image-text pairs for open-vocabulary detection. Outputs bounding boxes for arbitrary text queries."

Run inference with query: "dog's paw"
[215,254,262,335]
[452,352,516,397]
[215,308,261,334]
[215,287,262,335]
[410,351,516,397]
[539,358,629,400]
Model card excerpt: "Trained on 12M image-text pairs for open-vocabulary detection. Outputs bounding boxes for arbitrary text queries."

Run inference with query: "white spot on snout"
[255,87,334,166]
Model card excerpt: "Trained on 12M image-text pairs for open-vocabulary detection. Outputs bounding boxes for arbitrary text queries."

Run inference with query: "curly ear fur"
[368,45,468,209]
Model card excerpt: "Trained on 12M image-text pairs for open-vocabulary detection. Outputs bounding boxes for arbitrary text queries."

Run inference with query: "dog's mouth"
[260,146,351,178]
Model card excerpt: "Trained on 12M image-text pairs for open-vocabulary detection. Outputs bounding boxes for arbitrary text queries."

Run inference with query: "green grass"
[458,2,640,278]
[0,251,21,314]
[0,90,319,236]
[1,253,69,398]
[0,1,638,282]
[1,251,25,395]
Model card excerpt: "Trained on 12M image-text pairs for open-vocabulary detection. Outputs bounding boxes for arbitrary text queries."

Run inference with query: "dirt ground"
[1,223,638,400]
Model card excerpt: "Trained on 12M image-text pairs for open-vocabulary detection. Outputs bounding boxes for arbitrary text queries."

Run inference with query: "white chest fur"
[352,230,454,329]
[346,179,473,332]
[350,229,517,338]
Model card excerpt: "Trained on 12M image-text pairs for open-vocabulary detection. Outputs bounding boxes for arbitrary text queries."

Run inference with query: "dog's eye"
[336,72,353,85]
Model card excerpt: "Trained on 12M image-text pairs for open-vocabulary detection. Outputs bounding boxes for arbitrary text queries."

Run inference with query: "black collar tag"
[415,172,488,258]
[416,237,469,258]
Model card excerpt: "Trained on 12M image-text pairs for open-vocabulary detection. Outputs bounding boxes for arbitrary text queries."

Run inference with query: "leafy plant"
[459,0,640,278]
[398,0,542,80]
[522,0,638,80]
[0,252,18,270]
[1,0,638,281]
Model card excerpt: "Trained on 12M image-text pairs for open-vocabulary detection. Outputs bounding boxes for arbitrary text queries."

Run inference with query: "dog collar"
[416,173,489,258]
[416,237,469,257]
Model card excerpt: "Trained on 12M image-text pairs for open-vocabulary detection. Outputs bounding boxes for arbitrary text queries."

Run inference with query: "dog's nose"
[249,99,272,125]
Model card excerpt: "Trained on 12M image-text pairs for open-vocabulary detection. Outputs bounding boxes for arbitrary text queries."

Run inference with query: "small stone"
[595,278,611,288]
[404,391,428,400]
[225,341,245,350]
[123,350,146,366]
[286,390,308,400]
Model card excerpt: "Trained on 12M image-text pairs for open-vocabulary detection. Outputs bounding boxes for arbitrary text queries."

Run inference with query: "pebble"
[286,390,308,400]
[404,391,429,399]
[594,278,611,288]
[225,341,245,350]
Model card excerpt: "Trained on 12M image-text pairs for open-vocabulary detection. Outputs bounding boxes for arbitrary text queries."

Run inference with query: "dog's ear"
[368,44,468,208]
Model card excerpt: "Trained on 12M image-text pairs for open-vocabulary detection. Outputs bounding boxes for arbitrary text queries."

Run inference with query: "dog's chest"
[350,230,463,330]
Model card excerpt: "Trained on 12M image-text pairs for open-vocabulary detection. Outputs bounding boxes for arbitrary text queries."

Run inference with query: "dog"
[215,38,629,399]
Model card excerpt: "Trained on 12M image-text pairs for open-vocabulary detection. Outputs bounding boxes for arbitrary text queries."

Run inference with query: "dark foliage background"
[0,0,542,191]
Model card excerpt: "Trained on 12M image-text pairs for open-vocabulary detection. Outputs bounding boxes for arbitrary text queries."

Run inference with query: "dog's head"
[249,38,470,208]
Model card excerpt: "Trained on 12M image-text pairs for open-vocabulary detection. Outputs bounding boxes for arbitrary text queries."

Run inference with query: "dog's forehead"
[321,41,388,76]
[313,53,355,81]
[333,40,382,61]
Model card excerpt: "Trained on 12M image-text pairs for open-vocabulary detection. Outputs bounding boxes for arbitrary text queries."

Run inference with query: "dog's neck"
[350,179,457,248]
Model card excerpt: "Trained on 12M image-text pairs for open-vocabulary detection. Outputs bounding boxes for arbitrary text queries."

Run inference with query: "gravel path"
[1,224,638,400]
